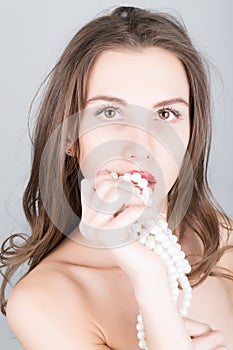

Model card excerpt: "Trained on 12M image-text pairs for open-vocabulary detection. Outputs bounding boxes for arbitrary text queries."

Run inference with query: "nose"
[121,142,151,160]
[121,127,152,160]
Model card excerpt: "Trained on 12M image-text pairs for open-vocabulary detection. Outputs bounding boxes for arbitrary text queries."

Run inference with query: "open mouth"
[97,169,156,193]
[118,170,156,191]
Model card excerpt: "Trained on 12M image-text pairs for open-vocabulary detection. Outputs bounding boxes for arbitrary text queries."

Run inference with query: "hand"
[79,173,168,287]
[183,318,228,350]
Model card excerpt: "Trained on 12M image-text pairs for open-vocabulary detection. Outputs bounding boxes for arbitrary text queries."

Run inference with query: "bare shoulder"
[6,263,110,350]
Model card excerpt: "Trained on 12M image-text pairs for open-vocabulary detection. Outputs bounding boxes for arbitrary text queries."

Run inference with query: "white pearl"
[179,308,188,317]
[177,266,185,275]
[170,235,178,243]
[137,330,145,340]
[140,228,149,235]
[167,265,176,274]
[185,292,193,299]
[184,265,192,274]
[142,187,152,196]
[139,339,147,349]
[158,220,168,230]
[182,281,190,289]
[167,245,177,256]
[170,280,179,289]
[131,172,142,182]
[160,251,169,261]
[135,187,141,195]
[175,260,185,268]
[172,295,179,302]
[173,253,181,262]
[110,172,118,179]
[145,237,155,250]
[180,251,186,259]
[161,237,171,248]
[155,232,164,241]
[133,217,192,350]
[166,228,173,236]
[122,172,132,182]
[169,273,178,281]
[175,243,181,250]
[184,285,192,293]
[171,288,180,297]
[150,226,163,235]
[179,275,188,284]
[183,300,191,308]
[166,259,174,267]
[136,323,144,331]
[138,178,149,188]
[139,236,147,244]
[130,222,142,233]
[154,245,163,255]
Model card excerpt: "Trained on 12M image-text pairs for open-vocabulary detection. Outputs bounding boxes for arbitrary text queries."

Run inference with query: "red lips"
[96,169,156,184]
[118,170,156,193]
[123,170,156,184]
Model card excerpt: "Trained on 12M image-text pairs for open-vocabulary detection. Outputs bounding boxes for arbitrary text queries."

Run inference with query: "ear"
[66,146,75,157]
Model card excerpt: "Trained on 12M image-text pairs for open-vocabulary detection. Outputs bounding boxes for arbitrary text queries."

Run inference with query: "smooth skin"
[6,47,232,349]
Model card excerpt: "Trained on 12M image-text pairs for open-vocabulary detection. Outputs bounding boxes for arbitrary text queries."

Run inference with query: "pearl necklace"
[110,171,192,350]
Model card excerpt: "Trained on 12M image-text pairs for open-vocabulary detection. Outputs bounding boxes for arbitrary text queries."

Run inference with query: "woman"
[1,6,233,349]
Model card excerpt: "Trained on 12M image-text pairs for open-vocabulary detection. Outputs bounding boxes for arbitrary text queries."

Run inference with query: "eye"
[154,107,181,121]
[94,105,123,120]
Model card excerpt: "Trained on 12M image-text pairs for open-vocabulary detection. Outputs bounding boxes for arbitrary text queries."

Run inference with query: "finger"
[106,204,158,229]
[192,330,227,350]
[80,203,159,247]
[94,177,142,207]
[82,178,149,225]
[96,205,160,247]
[183,317,212,337]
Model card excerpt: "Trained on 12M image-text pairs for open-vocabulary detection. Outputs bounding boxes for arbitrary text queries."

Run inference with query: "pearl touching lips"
[109,170,155,206]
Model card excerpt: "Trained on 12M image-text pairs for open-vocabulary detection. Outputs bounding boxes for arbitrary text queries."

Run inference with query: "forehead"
[86,47,189,103]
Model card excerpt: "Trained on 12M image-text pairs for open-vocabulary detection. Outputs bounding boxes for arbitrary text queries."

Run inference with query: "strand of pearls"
[110,171,192,350]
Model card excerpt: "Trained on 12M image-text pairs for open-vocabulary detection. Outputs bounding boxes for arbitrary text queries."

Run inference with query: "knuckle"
[202,322,212,333]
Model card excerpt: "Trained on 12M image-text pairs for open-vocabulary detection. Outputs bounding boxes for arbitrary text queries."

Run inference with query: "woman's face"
[77,47,190,213]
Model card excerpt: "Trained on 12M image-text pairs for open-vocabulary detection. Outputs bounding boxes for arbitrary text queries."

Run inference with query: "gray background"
[0,0,232,348]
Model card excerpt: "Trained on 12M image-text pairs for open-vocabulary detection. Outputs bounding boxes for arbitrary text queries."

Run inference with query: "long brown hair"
[1,6,233,316]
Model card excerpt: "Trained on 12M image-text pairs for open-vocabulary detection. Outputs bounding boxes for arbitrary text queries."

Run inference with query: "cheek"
[153,122,189,192]
[78,128,113,175]
[152,144,179,194]
[78,124,124,160]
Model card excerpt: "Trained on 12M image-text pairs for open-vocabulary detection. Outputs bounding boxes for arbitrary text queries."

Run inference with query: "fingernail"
[97,169,111,175]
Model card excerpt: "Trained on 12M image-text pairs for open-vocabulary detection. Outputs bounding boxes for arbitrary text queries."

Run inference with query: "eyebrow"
[85,95,189,108]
